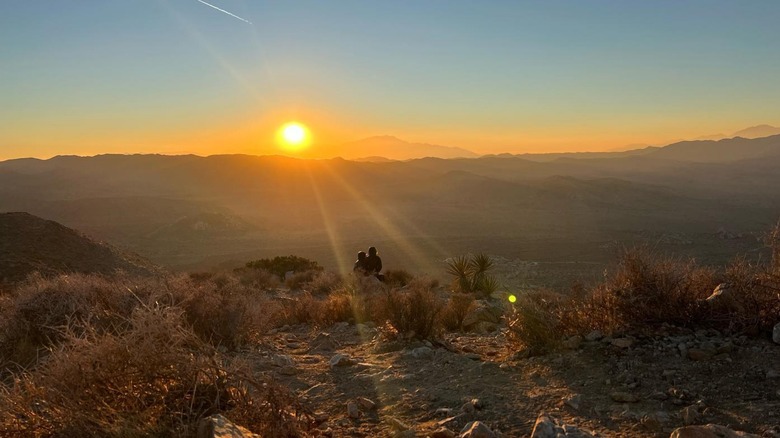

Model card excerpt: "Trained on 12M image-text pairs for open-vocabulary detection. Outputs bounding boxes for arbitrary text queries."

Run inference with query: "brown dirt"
[249,322,780,437]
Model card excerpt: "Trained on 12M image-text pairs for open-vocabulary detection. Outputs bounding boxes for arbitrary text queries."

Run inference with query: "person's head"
[368,246,377,256]
[357,251,366,260]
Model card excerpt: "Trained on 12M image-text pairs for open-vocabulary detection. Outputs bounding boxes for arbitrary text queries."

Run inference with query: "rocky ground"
[237,318,780,437]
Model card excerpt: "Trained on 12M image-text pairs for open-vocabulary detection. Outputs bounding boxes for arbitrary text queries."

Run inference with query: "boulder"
[460,421,496,438]
[197,415,259,438]
[669,424,761,438]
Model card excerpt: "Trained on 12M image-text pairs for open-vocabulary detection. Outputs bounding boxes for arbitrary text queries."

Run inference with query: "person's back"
[364,246,383,279]
[353,251,368,275]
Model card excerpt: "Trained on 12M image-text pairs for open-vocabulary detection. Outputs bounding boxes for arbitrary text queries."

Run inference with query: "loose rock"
[329,353,355,368]
[670,424,761,438]
[610,391,639,403]
[197,414,258,438]
[459,421,496,438]
[346,402,360,419]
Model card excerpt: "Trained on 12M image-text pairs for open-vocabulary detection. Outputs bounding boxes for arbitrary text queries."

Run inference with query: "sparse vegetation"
[244,255,323,280]
[0,274,307,437]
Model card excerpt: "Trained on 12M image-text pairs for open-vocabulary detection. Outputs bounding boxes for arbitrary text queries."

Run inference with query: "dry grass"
[440,292,476,331]
[0,291,307,437]
[374,280,444,340]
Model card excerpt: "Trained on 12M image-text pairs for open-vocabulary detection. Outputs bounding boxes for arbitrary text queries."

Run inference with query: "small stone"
[611,338,633,348]
[197,414,259,438]
[279,365,297,376]
[460,421,496,438]
[688,349,714,361]
[356,397,376,410]
[461,402,476,414]
[774,323,780,344]
[564,394,582,410]
[464,353,481,361]
[585,330,603,341]
[681,405,699,425]
[329,354,355,368]
[670,424,761,438]
[610,391,639,403]
[410,346,434,360]
[430,427,456,438]
[347,402,360,419]
[386,417,410,432]
[272,354,294,367]
[563,335,583,350]
[766,369,780,379]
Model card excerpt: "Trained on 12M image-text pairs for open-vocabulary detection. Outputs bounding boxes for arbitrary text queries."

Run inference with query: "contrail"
[196,0,252,24]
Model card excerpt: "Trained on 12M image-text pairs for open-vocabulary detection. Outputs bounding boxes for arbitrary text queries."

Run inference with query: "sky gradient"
[2,1,780,160]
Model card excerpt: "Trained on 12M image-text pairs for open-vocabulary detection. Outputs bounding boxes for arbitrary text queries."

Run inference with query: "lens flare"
[508,294,517,303]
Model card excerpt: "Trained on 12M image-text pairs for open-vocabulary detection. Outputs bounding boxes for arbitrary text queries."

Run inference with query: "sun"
[277,122,310,151]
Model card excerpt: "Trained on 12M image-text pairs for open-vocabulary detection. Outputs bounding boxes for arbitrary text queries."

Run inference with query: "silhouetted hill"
[0,212,159,284]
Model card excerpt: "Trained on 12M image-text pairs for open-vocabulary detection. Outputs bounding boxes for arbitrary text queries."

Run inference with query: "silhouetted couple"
[354,246,384,281]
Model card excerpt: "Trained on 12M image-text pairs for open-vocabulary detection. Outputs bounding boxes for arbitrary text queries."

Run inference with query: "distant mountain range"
[1,133,779,273]
[340,135,479,160]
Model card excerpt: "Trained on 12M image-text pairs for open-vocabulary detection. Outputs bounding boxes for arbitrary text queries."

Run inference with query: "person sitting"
[353,251,368,275]
[364,246,385,282]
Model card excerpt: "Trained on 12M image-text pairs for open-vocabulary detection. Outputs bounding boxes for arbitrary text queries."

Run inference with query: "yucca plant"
[446,253,499,298]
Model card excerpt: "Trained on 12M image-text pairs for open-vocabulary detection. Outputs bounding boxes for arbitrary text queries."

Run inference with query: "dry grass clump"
[0,273,153,371]
[384,269,414,287]
[305,271,343,295]
[0,304,307,437]
[506,291,566,356]
[375,280,444,339]
[440,292,476,331]
[162,274,278,350]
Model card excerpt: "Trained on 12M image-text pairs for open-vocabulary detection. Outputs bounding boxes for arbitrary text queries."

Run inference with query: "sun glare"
[277,122,310,151]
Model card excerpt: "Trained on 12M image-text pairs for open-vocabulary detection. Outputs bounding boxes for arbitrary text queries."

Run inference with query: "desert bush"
[284,269,319,290]
[506,292,565,356]
[0,304,307,437]
[233,267,280,289]
[440,292,476,331]
[161,274,277,349]
[570,248,718,333]
[305,271,343,295]
[446,253,499,298]
[0,273,150,370]
[245,255,322,279]
[375,283,443,339]
[384,269,414,287]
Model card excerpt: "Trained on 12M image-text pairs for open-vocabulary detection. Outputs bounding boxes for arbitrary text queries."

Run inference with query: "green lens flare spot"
[508,294,517,303]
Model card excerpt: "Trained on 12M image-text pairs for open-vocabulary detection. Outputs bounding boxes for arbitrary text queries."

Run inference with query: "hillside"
[0,212,159,284]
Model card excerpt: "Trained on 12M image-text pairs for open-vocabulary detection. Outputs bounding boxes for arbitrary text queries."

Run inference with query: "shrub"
[375,283,443,339]
[446,253,499,298]
[0,304,307,437]
[506,292,565,356]
[306,271,343,295]
[440,292,476,331]
[384,269,414,287]
[245,255,323,279]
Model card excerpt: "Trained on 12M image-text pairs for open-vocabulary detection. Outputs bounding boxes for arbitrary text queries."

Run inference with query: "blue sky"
[2,1,779,159]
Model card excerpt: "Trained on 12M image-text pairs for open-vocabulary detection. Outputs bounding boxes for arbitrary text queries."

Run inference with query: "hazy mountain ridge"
[1,135,778,270]
[0,212,159,284]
